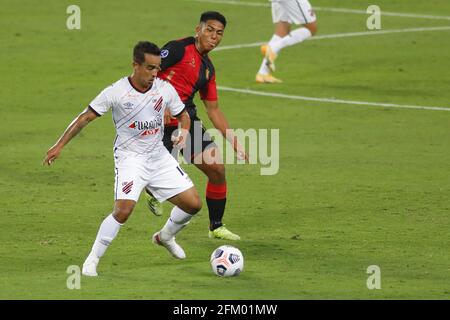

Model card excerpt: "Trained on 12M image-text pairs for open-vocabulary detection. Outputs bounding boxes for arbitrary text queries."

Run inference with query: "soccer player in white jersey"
[43,41,202,277]
[256,0,318,83]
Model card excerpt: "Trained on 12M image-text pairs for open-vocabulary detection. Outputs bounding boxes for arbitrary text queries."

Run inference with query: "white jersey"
[89,77,185,157]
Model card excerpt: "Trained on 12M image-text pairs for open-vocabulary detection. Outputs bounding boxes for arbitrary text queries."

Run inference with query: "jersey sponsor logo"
[122,181,133,194]
[141,128,160,136]
[128,115,163,133]
[161,49,169,58]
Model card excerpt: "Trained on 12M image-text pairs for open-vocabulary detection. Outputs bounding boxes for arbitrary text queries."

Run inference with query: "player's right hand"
[171,128,189,149]
[43,145,62,166]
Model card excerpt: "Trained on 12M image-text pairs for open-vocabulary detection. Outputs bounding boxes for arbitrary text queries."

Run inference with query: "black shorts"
[163,107,216,163]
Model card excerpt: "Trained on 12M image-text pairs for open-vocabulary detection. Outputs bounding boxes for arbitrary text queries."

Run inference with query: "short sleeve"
[160,40,185,71]
[88,86,114,116]
[165,82,185,116]
[199,73,218,101]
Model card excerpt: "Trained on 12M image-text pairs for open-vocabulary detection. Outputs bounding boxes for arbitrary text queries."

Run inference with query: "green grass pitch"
[0,0,449,299]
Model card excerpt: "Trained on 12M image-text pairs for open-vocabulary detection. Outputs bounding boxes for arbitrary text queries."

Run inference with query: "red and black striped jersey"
[158,37,218,117]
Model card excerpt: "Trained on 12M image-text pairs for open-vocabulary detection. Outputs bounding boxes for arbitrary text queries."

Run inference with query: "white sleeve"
[165,83,185,116]
[88,85,115,116]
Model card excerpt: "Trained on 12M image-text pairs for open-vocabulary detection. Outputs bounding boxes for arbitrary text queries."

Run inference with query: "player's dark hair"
[133,41,161,64]
[200,11,227,27]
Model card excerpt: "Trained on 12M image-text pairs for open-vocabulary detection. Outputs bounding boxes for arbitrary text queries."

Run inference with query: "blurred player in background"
[145,11,248,241]
[44,41,202,276]
[256,0,318,83]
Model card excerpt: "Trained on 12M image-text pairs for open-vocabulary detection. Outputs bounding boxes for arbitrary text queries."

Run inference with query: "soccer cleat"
[152,232,186,259]
[145,189,163,216]
[82,256,99,277]
[260,44,269,57]
[260,44,277,72]
[209,226,241,241]
[255,73,283,84]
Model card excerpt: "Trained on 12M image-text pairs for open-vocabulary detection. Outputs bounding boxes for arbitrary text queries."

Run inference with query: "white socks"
[258,34,282,75]
[258,28,313,75]
[89,214,123,259]
[271,27,312,54]
[159,206,193,241]
[86,207,193,261]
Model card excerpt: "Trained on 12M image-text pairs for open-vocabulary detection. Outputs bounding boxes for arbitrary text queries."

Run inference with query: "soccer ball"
[210,245,244,277]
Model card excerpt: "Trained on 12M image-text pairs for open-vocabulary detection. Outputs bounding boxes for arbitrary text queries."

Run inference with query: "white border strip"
[191,0,450,21]
[218,86,450,112]
[215,26,450,51]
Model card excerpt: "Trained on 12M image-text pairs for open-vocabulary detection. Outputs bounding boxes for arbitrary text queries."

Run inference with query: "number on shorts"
[176,166,185,176]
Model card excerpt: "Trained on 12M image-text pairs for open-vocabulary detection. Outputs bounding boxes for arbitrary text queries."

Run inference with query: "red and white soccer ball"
[210,245,244,277]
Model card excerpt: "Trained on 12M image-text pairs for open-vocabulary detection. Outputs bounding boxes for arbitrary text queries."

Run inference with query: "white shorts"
[113,150,194,202]
[271,0,316,25]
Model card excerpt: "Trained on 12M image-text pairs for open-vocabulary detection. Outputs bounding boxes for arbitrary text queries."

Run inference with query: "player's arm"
[171,109,190,148]
[203,100,248,162]
[43,107,99,166]
[160,40,185,71]
[160,40,186,125]
[164,108,176,125]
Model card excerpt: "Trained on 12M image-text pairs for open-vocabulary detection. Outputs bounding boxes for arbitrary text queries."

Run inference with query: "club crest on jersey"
[153,96,164,112]
[122,181,133,194]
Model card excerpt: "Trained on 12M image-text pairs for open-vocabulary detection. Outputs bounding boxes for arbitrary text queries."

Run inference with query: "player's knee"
[214,164,225,179]
[191,197,203,214]
[306,22,317,35]
[206,164,225,182]
[184,196,202,215]
[113,206,134,223]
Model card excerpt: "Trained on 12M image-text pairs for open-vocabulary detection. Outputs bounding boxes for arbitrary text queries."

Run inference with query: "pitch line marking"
[218,86,450,112]
[191,0,450,21]
[215,26,450,51]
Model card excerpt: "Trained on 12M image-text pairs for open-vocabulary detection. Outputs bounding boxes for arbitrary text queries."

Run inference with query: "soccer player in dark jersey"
[145,11,248,241]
